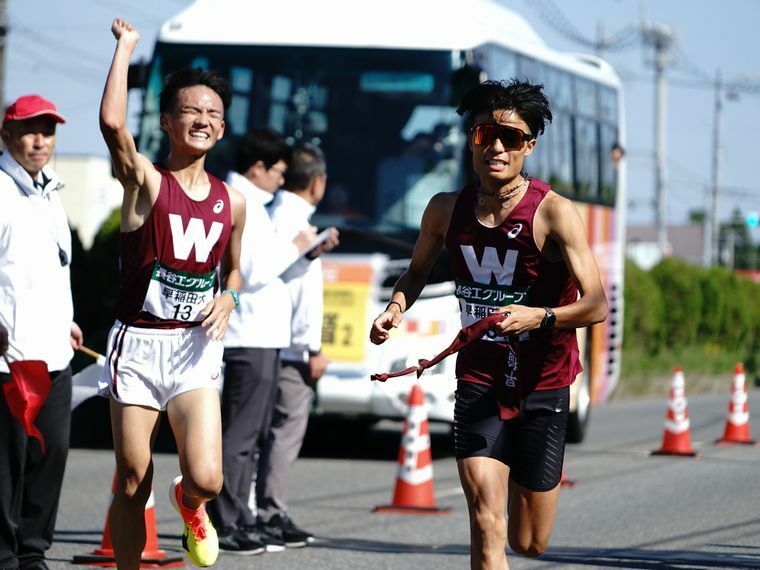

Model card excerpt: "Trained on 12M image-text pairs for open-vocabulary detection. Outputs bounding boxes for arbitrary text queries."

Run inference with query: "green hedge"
[623,257,760,372]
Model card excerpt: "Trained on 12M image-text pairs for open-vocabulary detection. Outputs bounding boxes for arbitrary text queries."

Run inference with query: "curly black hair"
[456,79,552,138]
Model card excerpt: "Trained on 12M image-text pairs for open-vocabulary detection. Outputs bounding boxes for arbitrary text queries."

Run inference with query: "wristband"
[223,289,239,307]
[308,349,321,357]
[387,300,403,313]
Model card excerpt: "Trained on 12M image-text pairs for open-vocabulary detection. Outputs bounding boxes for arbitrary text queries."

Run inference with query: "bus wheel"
[566,370,591,444]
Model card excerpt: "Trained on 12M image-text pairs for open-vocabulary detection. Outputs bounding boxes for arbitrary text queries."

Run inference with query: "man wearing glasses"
[207,128,318,555]
[370,79,607,569]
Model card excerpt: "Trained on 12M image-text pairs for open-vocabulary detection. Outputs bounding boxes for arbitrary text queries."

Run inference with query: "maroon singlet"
[115,165,233,328]
[445,178,582,393]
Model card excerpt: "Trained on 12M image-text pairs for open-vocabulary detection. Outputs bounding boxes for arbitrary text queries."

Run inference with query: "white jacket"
[223,171,298,349]
[269,190,323,363]
[0,152,73,372]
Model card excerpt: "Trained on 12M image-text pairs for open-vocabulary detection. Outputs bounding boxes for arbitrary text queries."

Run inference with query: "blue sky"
[7,0,760,228]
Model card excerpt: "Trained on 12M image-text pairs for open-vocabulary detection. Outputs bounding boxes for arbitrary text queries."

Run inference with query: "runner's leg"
[166,388,223,508]
[506,480,560,557]
[506,386,567,556]
[457,456,509,570]
[109,399,160,570]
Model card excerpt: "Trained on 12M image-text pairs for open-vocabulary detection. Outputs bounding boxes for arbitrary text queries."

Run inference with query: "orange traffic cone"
[716,363,757,446]
[73,472,184,567]
[560,468,577,488]
[373,384,451,514]
[651,366,700,458]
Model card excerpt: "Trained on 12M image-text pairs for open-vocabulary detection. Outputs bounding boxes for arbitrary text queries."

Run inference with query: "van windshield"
[138,43,467,237]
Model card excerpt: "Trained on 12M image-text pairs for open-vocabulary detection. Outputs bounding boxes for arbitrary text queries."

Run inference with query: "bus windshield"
[138,44,467,236]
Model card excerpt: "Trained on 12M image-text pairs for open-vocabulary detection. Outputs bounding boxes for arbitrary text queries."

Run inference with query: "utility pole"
[704,69,723,267]
[642,23,674,256]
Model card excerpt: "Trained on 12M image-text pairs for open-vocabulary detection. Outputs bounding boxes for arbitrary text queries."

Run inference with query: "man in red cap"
[0,93,83,570]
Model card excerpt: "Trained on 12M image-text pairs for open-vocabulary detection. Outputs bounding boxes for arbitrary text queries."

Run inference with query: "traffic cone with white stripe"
[373,383,451,514]
[73,471,184,567]
[651,366,700,458]
[716,363,757,445]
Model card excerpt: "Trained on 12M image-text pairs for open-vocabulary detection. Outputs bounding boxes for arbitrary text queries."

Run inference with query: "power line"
[12,24,103,71]
[79,0,167,25]
[524,0,641,53]
[12,37,101,81]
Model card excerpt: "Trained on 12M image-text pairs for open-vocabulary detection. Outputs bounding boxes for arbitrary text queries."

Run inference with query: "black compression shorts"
[453,380,569,491]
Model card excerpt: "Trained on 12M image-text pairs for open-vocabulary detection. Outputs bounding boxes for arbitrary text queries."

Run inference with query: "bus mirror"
[128,60,149,90]
[450,64,486,106]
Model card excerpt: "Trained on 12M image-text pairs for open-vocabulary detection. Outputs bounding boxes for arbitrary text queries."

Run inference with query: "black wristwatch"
[540,307,556,330]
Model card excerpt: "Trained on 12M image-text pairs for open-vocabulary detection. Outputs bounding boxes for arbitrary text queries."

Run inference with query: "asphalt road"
[45,389,760,569]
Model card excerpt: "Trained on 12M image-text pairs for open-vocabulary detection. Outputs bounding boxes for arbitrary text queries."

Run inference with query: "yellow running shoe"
[169,475,219,567]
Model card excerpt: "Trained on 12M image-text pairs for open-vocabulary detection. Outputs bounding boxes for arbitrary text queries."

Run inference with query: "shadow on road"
[70,397,457,460]
[538,546,760,568]
[301,418,455,460]
[311,539,760,568]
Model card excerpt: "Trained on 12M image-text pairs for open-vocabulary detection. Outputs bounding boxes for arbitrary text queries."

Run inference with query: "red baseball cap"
[3,95,67,128]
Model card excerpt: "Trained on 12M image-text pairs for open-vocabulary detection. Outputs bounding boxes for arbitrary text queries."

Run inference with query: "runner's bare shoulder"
[423,190,459,230]
[223,182,246,223]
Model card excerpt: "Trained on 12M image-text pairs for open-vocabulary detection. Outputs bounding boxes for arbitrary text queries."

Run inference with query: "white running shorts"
[98,320,223,410]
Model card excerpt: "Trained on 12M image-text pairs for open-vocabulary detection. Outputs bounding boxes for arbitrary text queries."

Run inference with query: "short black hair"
[159,68,231,113]
[456,79,552,138]
[234,127,291,174]
[283,143,326,191]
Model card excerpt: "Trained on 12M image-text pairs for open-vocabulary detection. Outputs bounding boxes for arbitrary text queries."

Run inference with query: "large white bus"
[133,0,626,442]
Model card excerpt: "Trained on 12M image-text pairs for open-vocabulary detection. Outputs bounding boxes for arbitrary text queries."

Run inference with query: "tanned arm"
[201,186,246,340]
[99,18,160,231]
[497,194,608,336]
[369,192,456,345]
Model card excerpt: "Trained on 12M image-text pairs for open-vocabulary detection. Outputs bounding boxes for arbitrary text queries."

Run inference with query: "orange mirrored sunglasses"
[469,123,533,150]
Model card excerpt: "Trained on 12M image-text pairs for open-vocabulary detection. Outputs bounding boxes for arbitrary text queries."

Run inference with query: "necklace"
[477,177,527,203]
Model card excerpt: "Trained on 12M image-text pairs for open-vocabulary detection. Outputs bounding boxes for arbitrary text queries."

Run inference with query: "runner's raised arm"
[100,18,159,226]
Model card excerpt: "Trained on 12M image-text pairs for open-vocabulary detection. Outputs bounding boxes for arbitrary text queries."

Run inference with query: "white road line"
[436,486,464,498]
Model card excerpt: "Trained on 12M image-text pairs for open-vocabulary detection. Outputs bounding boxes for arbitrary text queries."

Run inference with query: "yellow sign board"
[321,262,374,363]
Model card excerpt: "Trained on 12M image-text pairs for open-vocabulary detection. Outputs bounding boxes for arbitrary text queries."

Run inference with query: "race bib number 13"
[142,260,216,322]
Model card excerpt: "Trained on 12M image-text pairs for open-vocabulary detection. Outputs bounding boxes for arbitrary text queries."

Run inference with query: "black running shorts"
[453,380,569,491]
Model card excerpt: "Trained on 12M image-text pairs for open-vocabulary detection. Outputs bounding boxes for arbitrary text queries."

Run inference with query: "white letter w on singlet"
[169,214,223,263]
[461,245,518,285]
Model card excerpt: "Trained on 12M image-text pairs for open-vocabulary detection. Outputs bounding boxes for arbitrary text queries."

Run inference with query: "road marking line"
[437,486,464,498]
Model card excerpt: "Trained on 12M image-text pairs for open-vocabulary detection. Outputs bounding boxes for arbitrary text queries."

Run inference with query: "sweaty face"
[1,117,58,179]
[161,85,225,156]
[468,109,535,185]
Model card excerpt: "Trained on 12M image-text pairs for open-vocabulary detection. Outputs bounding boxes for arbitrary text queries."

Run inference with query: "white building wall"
[50,155,122,249]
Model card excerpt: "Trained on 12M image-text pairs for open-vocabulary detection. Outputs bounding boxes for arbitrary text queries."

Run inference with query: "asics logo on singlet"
[213,199,224,214]
[461,245,518,285]
[506,224,522,239]
[169,214,223,263]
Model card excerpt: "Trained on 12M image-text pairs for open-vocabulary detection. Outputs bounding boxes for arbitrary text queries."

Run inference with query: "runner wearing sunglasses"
[370,79,607,569]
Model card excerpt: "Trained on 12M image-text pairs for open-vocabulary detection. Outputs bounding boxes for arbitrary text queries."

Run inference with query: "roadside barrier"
[373,383,451,514]
[72,471,183,567]
[715,363,757,446]
[651,365,700,458]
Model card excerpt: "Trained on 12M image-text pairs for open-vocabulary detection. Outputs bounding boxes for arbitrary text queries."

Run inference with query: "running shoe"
[217,526,265,555]
[258,513,314,548]
[169,476,219,567]
[241,523,285,552]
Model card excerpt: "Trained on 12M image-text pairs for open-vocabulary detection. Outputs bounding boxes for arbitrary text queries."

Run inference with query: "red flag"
[2,359,51,453]
[371,313,522,419]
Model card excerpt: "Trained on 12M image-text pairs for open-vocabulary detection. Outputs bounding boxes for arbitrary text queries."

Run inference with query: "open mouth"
[487,159,508,170]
